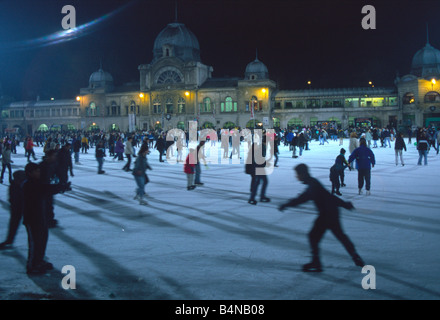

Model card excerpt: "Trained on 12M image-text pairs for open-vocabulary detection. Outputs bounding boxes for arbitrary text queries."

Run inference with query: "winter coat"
[114,140,124,153]
[1,148,12,164]
[394,136,407,151]
[348,138,359,154]
[184,153,196,174]
[281,176,353,220]
[124,140,134,155]
[348,145,375,170]
[132,155,151,176]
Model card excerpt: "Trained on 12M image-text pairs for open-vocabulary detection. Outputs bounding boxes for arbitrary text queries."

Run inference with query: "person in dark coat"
[348,138,376,195]
[22,162,69,274]
[95,141,106,174]
[73,136,82,164]
[279,163,365,272]
[0,170,26,249]
[334,148,351,188]
[247,138,270,205]
[154,134,166,162]
[56,143,74,187]
[416,130,429,166]
[394,132,407,166]
[39,149,59,228]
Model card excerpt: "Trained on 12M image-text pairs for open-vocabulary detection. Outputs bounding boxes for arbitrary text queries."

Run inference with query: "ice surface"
[0,138,439,300]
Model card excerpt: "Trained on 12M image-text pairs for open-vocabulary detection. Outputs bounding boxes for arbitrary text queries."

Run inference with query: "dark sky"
[0,0,439,101]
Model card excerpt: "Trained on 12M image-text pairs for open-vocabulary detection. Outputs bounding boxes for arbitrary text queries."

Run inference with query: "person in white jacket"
[122,136,135,172]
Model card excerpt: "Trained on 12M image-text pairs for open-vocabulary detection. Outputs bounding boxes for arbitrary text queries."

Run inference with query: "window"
[153,99,162,114]
[424,91,440,103]
[178,97,186,113]
[307,99,320,108]
[296,101,304,108]
[221,97,237,112]
[284,101,293,109]
[403,93,415,104]
[156,70,182,84]
[166,98,173,114]
[89,102,96,116]
[203,97,211,113]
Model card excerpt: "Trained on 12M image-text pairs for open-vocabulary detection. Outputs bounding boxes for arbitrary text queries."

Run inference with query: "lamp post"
[431,78,436,91]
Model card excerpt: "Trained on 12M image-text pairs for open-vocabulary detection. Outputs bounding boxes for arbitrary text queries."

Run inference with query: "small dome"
[245,58,269,80]
[411,43,440,78]
[89,68,114,89]
[152,22,201,63]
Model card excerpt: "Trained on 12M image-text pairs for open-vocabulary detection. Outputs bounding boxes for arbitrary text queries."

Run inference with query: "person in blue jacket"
[348,138,375,195]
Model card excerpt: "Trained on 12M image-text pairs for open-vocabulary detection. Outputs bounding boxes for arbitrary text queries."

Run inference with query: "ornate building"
[1,20,439,135]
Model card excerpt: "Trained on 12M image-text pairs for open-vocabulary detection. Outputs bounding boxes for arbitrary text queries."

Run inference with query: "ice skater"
[279,164,365,272]
[348,138,375,195]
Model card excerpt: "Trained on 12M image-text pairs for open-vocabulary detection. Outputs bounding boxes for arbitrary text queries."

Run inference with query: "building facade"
[1,21,439,135]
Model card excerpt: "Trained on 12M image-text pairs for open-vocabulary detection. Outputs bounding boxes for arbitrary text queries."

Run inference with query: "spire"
[427,23,430,45]
[255,48,259,61]
[99,59,103,71]
[175,0,178,22]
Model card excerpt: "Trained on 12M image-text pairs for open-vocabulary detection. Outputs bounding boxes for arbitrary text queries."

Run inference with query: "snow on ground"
[0,137,440,300]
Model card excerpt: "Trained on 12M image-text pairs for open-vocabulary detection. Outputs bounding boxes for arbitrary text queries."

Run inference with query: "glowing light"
[185,91,190,96]
[262,88,266,93]
[50,98,55,100]
[139,93,144,98]
[0,1,136,51]
[432,78,436,85]
[76,96,81,101]
[307,81,311,85]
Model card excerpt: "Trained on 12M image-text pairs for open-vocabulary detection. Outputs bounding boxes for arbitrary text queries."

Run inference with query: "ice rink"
[1,136,439,300]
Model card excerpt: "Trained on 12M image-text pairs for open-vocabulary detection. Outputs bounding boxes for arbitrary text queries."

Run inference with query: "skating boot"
[352,253,365,267]
[302,257,322,272]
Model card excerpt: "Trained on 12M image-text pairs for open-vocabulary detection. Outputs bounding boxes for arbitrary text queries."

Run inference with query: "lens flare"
[0,0,137,51]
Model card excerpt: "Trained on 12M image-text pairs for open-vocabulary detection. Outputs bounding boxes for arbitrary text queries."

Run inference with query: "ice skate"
[139,196,148,205]
[302,260,322,272]
[366,190,371,195]
[358,188,363,195]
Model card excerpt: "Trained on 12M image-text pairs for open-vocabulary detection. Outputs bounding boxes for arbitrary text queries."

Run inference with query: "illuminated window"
[203,97,211,113]
[424,91,440,103]
[403,93,415,104]
[178,97,186,113]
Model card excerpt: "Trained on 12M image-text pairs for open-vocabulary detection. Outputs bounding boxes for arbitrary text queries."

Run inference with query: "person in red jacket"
[184,149,196,190]
[25,136,37,162]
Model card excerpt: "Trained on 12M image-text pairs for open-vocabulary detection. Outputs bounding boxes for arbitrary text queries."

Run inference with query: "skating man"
[279,164,365,272]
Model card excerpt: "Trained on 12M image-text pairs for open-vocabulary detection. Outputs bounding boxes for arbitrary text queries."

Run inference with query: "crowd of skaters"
[0,123,439,275]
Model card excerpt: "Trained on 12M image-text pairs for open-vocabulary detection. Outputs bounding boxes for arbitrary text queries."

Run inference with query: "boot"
[302,256,322,272]
[139,196,148,205]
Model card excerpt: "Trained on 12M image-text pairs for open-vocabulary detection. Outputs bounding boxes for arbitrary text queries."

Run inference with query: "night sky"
[0,0,439,101]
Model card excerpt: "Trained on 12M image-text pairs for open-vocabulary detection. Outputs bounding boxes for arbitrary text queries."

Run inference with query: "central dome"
[152,22,201,63]
[411,43,440,78]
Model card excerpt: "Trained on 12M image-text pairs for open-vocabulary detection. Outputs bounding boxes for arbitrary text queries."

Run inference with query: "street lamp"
[431,78,436,90]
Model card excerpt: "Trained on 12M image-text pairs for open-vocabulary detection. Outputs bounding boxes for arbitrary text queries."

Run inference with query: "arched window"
[221,97,237,112]
[178,97,186,113]
[166,98,173,114]
[203,97,211,113]
[223,121,235,129]
[37,124,49,132]
[89,102,96,116]
[153,98,162,114]
[424,91,440,103]
[403,93,415,104]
